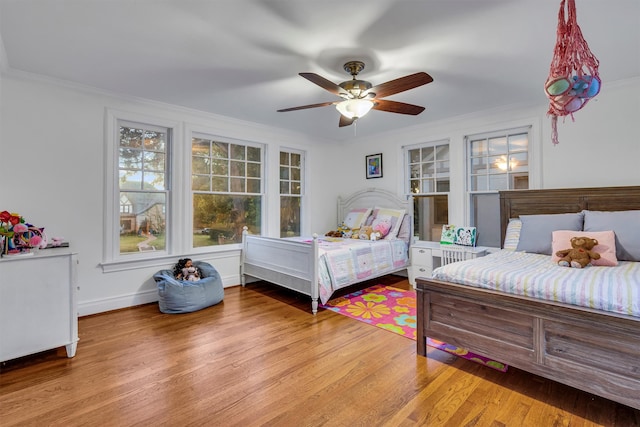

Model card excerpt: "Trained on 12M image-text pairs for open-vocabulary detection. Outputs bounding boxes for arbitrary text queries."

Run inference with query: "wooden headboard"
[499,186,640,245]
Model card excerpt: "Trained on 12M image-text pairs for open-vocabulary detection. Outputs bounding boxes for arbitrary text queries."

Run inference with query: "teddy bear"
[556,236,601,268]
[358,225,374,240]
[325,230,342,238]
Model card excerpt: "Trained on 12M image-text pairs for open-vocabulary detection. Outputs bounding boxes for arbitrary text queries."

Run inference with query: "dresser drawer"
[411,247,432,265]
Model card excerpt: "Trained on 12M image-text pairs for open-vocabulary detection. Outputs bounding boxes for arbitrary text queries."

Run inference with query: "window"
[467,127,530,247]
[280,150,304,238]
[192,136,263,247]
[117,122,168,254]
[405,141,450,241]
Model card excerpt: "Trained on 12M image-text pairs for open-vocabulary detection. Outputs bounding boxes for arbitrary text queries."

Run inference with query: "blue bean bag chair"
[153,261,224,314]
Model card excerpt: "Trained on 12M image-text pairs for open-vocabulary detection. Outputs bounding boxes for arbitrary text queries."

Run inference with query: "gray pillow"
[583,210,640,262]
[515,212,584,255]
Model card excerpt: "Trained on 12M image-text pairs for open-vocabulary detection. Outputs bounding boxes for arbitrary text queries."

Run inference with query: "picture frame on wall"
[366,153,383,179]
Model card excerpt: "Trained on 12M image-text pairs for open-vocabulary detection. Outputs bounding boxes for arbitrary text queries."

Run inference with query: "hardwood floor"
[1,275,638,427]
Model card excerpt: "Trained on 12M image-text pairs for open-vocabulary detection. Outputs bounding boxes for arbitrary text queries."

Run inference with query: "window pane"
[247,179,261,194]
[410,165,420,179]
[144,130,165,151]
[119,191,166,254]
[470,140,486,156]
[120,127,143,148]
[280,151,289,165]
[211,177,228,191]
[510,152,528,172]
[119,148,142,169]
[143,151,165,172]
[247,146,261,162]
[488,136,507,154]
[192,138,210,156]
[230,161,245,177]
[470,193,500,247]
[421,178,434,192]
[280,181,289,194]
[230,144,245,160]
[143,172,165,191]
[291,182,301,195]
[247,163,261,178]
[471,175,487,191]
[421,147,435,162]
[435,145,449,161]
[509,133,528,151]
[193,194,261,246]
[211,159,228,175]
[211,142,228,158]
[192,175,210,191]
[291,153,301,167]
[280,166,289,180]
[192,156,209,174]
[230,177,245,192]
[410,179,419,194]
[280,196,301,238]
[413,195,448,241]
[291,167,300,181]
[409,148,420,164]
[421,163,435,178]
[489,174,508,190]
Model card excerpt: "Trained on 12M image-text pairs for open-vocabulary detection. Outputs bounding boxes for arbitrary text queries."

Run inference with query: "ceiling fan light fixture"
[335,99,374,119]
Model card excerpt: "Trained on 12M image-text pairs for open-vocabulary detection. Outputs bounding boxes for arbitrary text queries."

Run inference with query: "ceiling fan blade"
[372,99,425,115]
[368,72,433,98]
[299,73,348,96]
[277,101,337,112]
[339,115,355,127]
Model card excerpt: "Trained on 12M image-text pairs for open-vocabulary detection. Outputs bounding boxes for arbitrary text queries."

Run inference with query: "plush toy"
[556,236,601,268]
[372,219,391,239]
[182,266,201,281]
[325,230,342,238]
[358,225,374,240]
[174,258,202,281]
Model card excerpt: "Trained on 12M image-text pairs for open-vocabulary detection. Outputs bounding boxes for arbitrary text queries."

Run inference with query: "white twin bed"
[241,188,412,313]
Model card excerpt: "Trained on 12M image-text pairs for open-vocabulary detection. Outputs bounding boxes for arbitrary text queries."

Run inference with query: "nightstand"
[408,241,488,286]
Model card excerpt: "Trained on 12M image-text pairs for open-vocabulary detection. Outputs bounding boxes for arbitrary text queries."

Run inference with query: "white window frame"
[190,132,265,249]
[279,148,306,238]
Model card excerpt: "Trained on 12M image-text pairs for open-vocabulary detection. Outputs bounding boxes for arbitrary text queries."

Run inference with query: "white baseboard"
[78,273,239,317]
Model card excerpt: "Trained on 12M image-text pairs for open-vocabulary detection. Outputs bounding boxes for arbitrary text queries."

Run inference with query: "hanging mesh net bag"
[545,0,600,145]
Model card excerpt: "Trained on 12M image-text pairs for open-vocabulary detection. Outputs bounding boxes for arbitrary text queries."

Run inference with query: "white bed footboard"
[241,229,320,313]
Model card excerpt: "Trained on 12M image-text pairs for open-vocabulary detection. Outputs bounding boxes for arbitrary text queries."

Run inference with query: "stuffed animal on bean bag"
[556,236,601,268]
[174,258,202,281]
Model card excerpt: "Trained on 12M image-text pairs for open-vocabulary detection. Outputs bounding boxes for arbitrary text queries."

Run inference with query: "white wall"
[2,72,638,316]
[339,77,640,226]
[0,73,338,315]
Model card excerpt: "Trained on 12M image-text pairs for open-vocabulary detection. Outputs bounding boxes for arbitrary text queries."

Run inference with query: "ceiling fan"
[277,60,434,127]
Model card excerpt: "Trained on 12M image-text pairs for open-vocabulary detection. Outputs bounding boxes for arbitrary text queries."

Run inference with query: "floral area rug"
[321,285,508,372]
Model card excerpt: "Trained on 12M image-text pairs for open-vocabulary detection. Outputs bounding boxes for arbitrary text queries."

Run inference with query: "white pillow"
[342,208,372,229]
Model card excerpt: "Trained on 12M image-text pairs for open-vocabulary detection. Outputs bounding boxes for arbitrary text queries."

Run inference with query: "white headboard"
[337,188,413,226]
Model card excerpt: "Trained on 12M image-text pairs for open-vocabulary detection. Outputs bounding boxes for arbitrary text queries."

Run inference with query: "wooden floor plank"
[1,276,638,426]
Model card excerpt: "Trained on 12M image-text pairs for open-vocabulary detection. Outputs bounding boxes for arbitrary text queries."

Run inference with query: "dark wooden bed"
[416,186,640,410]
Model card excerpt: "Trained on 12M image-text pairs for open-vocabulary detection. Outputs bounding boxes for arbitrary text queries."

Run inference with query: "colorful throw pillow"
[551,230,618,266]
[503,218,522,250]
[371,207,406,240]
[342,208,372,230]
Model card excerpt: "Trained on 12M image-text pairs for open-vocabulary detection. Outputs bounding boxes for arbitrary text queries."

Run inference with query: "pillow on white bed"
[370,207,406,240]
[515,212,584,255]
[583,210,640,262]
[551,230,618,266]
[396,214,411,243]
[342,208,372,229]
[503,218,522,250]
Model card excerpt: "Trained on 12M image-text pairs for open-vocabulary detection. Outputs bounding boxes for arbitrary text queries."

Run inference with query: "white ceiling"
[1,0,638,142]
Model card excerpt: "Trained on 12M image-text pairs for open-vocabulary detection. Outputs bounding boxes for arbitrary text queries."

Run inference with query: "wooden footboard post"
[416,281,427,356]
[240,226,248,287]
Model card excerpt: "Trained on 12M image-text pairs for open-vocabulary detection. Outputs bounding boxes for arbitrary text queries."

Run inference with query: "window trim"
[103,109,181,270]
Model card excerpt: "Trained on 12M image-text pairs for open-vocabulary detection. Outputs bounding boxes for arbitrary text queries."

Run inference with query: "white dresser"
[0,249,79,362]
[408,241,487,286]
